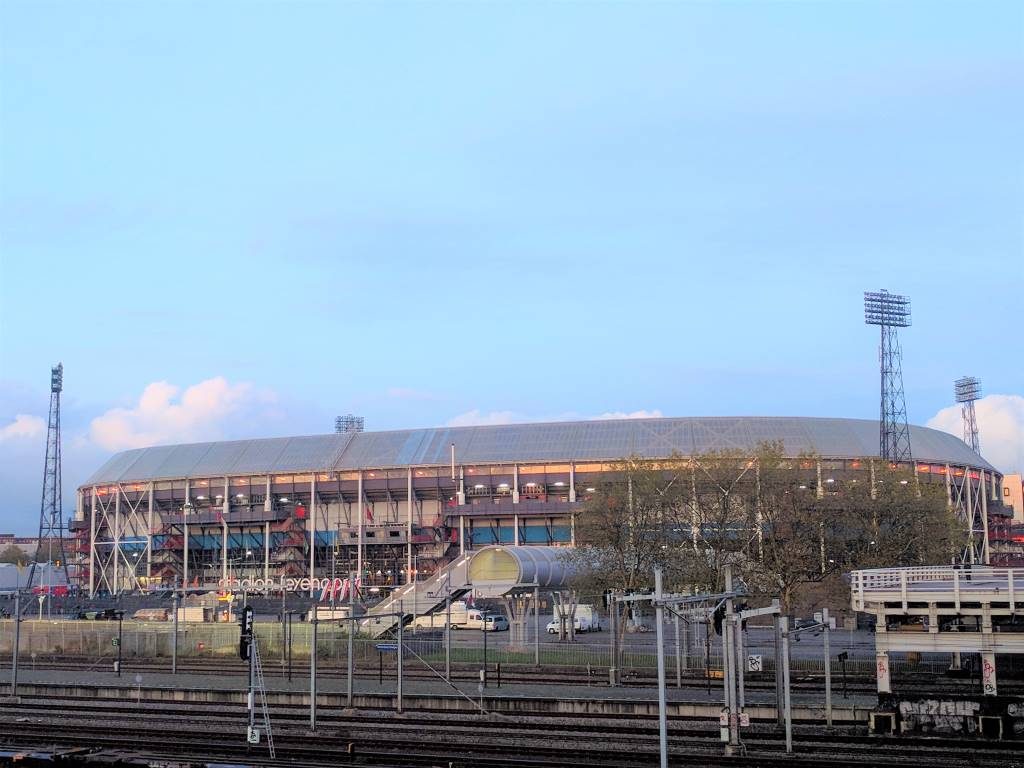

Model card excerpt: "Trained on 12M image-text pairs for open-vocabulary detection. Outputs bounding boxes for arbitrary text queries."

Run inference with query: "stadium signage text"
[217,576,361,602]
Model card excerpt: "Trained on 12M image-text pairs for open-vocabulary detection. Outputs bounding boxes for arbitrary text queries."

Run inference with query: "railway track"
[9,656,1008,696]
[1,694,1021,767]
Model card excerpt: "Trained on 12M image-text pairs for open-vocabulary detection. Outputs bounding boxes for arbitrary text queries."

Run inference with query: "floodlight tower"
[954,376,981,453]
[864,290,913,463]
[27,364,70,591]
[335,414,364,433]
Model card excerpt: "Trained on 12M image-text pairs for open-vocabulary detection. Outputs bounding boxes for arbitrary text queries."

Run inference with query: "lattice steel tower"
[27,364,69,590]
[955,376,981,453]
[864,290,913,463]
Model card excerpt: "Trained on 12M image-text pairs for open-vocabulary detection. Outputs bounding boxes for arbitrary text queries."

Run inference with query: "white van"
[549,604,603,633]
[411,601,508,631]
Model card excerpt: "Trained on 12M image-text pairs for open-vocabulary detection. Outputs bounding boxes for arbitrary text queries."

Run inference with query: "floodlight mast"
[27,363,70,593]
[864,290,913,463]
[954,377,981,453]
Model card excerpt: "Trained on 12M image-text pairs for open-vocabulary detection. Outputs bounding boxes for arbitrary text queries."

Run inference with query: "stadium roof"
[82,417,994,486]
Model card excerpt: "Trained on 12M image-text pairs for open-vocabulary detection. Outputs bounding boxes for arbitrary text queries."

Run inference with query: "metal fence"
[0,619,949,679]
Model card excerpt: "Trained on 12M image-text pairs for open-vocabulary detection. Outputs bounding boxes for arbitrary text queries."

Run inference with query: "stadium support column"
[113,484,121,594]
[356,471,363,583]
[221,490,229,586]
[406,469,413,586]
[512,465,520,504]
[981,471,990,565]
[183,480,190,590]
[459,516,466,556]
[870,459,877,500]
[147,483,154,583]
[513,514,519,546]
[89,487,97,597]
[945,464,953,509]
[816,461,824,499]
[569,463,576,503]
[309,476,316,594]
[263,521,270,582]
[967,473,975,564]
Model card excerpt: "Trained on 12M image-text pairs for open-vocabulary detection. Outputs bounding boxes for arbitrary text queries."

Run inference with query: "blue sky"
[1,1,1021,533]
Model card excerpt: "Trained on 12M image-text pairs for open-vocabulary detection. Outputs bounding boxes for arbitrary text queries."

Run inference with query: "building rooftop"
[82,416,995,487]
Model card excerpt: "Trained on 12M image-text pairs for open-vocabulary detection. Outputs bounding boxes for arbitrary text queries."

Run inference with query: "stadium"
[71,416,1007,596]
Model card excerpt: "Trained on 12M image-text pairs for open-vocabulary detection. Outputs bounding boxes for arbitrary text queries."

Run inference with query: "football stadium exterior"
[71,416,1007,595]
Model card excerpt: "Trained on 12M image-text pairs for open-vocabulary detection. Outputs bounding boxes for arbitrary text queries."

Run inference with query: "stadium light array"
[955,376,981,403]
[864,290,911,327]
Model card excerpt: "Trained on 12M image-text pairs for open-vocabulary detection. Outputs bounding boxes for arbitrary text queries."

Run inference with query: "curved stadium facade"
[71,416,1006,595]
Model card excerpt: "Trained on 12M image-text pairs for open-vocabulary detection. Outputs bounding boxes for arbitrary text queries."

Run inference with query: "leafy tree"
[566,455,690,594]
[0,544,30,565]
[567,445,961,614]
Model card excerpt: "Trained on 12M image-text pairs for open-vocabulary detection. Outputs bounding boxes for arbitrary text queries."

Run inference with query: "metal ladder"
[252,633,275,759]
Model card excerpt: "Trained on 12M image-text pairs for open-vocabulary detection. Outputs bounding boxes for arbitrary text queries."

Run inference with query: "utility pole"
[674,613,682,688]
[310,615,318,730]
[723,565,740,754]
[397,600,404,714]
[172,578,180,674]
[773,613,784,728]
[780,616,793,754]
[533,584,540,667]
[10,591,20,697]
[445,574,452,682]
[346,570,355,707]
[654,568,668,768]
[115,611,124,676]
[609,589,619,687]
[823,608,832,729]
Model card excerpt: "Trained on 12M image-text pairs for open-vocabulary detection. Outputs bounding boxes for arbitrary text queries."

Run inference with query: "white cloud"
[89,377,268,451]
[927,394,1024,475]
[595,409,664,420]
[0,414,46,441]
[446,409,520,427]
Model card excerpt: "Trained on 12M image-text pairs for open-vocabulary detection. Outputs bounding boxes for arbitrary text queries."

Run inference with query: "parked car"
[78,608,122,621]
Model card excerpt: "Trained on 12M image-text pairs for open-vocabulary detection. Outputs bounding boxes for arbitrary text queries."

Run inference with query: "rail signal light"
[239,605,254,661]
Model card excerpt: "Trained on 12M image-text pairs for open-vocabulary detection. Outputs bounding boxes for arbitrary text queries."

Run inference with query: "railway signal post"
[239,605,254,739]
